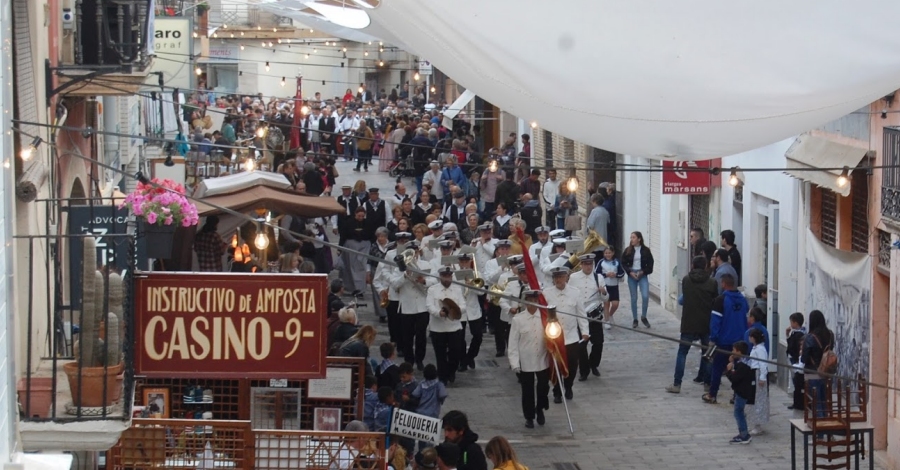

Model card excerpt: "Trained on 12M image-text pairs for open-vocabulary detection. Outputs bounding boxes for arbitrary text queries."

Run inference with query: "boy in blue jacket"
[362,375,379,430]
[703,274,748,404]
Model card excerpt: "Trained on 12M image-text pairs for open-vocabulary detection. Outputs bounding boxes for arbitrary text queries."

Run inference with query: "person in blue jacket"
[743,307,770,354]
[702,274,749,404]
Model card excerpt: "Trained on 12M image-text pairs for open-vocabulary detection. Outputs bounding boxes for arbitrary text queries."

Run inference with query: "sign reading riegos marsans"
[134,272,328,379]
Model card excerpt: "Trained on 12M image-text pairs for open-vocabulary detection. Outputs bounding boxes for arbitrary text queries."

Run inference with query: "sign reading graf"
[135,272,327,379]
[389,408,442,445]
[661,160,711,194]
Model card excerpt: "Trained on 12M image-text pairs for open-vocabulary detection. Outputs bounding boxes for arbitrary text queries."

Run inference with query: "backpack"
[813,334,838,375]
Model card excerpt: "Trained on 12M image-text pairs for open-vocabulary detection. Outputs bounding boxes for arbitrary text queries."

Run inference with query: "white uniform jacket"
[540,252,569,276]
[426,283,465,333]
[508,309,550,373]
[568,270,603,314]
[388,261,435,314]
[374,248,400,301]
[483,258,511,287]
[473,238,497,272]
[529,241,550,286]
[542,284,589,345]
[498,278,529,323]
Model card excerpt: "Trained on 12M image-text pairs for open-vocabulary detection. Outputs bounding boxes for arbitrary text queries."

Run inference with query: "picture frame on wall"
[313,407,341,431]
[143,387,170,418]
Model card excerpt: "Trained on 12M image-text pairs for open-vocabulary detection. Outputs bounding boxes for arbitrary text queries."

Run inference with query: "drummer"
[426,266,467,384]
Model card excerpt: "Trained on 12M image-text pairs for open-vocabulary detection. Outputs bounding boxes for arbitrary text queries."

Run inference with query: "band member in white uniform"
[568,254,605,379]
[456,253,483,371]
[426,266,466,383]
[496,256,526,354]
[484,239,512,355]
[388,240,435,370]
[429,240,459,273]
[542,266,589,402]
[374,231,411,345]
[420,220,445,262]
[540,238,570,276]
[508,289,551,428]
[540,229,566,265]
[529,226,551,287]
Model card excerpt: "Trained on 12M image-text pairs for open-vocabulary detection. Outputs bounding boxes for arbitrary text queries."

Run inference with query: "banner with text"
[662,160,711,194]
[135,272,327,379]
[389,408,442,444]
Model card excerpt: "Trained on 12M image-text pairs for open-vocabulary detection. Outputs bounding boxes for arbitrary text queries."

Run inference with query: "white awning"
[783,133,870,197]
[442,89,476,129]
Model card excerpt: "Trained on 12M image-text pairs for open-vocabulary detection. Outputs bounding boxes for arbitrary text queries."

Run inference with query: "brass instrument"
[489,266,510,306]
[469,257,485,289]
[396,249,428,293]
[568,229,607,268]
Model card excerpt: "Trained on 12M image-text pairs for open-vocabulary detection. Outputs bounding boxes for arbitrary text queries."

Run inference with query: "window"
[881,128,900,220]
[878,230,891,271]
[590,147,616,190]
[690,195,710,241]
[821,188,837,247]
[850,169,870,253]
[543,130,553,168]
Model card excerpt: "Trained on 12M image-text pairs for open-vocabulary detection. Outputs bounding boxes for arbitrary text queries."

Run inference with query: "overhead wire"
[11,124,898,393]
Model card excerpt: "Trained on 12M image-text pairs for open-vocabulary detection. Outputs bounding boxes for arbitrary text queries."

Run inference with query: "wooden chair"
[809,381,852,470]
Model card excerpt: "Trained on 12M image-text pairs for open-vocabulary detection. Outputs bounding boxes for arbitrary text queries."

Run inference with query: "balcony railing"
[882,128,900,221]
[75,0,153,69]
[15,201,136,451]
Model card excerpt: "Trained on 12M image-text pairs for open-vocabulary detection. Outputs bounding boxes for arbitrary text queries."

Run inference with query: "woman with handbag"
[621,231,654,328]
[554,185,579,236]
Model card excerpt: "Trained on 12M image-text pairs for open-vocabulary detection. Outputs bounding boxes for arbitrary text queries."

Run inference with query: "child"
[785,312,807,410]
[395,362,420,411]
[412,364,448,450]
[596,245,625,330]
[725,341,756,444]
[754,284,767,312]
[377,343,401,389]
[362,375,379,431]
[373,386,396,432]
[747,329,769,436]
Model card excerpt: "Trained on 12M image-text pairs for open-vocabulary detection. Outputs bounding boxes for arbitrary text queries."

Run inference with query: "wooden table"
[789,418,874,470]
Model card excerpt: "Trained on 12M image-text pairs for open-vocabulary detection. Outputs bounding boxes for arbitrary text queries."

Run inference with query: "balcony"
[53,0,154,97]
[882,128,900,222]
[16,224,136,451]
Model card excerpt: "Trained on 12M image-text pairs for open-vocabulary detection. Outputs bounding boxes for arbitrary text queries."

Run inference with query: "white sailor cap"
[552,238,567,246]
[549,229,566,238]
[551,266,570,276]
[428,220,444,230]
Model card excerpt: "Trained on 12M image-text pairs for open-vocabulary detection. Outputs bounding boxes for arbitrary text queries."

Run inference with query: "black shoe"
[525,419,534,429]
[565,390,573,400]
[536,409,545,425]
[379,317,387,323]
[632,320,639,328]
[416,361,424,371]
[641,317,651,328]
[692,377,704,384]
[468,358,476,369]
[495,351,505,357]
[591,367,601,377]
[578,375,588,382]
[457,364,468,373]
[553,396,562,404]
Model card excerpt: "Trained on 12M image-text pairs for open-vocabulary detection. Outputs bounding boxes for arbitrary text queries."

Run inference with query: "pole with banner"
[290,75,303,150]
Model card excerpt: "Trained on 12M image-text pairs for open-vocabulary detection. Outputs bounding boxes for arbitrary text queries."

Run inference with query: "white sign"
[209,44,240,61]
[389,408,442,444]
[148,18,192,89]
[306,367,353,400]
[418,60,433,76]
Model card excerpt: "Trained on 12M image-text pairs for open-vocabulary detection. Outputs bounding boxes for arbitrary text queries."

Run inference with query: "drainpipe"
[102,96,119,195]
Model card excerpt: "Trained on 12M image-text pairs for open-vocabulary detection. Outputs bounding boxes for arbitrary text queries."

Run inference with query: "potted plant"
[63,237,125,409]
[119,178,199,259]
[196,2,209,33]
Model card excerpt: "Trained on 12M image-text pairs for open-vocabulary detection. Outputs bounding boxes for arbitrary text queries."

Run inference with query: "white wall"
[719,138,801,350]
[0,0,14,459]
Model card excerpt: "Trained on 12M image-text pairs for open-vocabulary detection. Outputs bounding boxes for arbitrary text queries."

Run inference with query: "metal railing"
[882,128,900,221]
[73,0,153,70]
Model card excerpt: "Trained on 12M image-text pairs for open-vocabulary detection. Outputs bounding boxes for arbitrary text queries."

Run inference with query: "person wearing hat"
[389,240,434,370]
[420,220,445,263]
[435,442,461,470]
[499,263,531,322]
[568,254,605,379]
[483,240,513,354]
[426,266,466,384]
[540,229,566,265]
[367,227,393,323]
[364,187,388,238]
[339,206,372,298]
[374,232,412,344]
[528,227,551,285]
[429,240,459,273]
[543,266,589,403]
[508,289,550,428]
[332,184,359,237]
[472,223,496,271]
[540,238,570,277]
[444,190,468,226]
[455,253,483,372]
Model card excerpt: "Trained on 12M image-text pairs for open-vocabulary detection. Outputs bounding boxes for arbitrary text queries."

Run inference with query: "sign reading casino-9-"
[135,273,327,379]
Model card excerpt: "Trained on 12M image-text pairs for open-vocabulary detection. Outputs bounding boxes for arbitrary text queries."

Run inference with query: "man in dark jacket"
[667,256,718,393]
[442,410,487,470]
[494,171,521,214]
[703,274,749,404]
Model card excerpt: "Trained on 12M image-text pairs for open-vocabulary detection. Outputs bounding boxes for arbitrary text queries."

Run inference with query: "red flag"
[289,77,303,150]
[517,226,568,383]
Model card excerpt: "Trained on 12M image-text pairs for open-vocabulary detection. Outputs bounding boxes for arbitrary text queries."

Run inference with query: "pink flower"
[146,211,158,224]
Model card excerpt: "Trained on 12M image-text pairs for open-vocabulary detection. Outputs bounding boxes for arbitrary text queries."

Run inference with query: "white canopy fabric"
[442,90,476,129]
[363,1,900,160]
[783,132,871,197]
[193,171,291,198]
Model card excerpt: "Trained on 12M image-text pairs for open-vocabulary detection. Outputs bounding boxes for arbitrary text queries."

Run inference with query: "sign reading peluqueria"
[134,272,327,379]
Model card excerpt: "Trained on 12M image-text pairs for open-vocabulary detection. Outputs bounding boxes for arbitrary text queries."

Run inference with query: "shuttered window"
[12,0,39,149]
[543,130,553,168]
[690,195,710,240]
[820,188,837,247]
[850,170,869,253]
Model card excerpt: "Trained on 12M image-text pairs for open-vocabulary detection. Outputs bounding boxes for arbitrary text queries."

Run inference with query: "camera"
[62,8,75,29]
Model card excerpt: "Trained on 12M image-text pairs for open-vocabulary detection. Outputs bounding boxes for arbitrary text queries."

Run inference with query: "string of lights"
[10,124,897,393]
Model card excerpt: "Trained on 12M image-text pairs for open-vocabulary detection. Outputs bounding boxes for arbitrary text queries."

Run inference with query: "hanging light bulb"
[268,41,274,47]
[213,32,218,38]
[358,86,364,93]
[257,25,262,30]
[230,33,234,38]
[231,232,239,248]
[265,61,270,71]
[301,105,310,115]
[19,136,41,161]
[364,50,368,56]
[379,47,384,53]
[195,65,202,75]
[544,306,562,339]
[566,176,578,193]
[342,47,347,52]
[530,121,538,129]
[222,23,227,29]
[245,157,255,172]
[240,31,244,36]
[314,48,318,53]
[281,77,286,87]
[379,41,383,46]
[728,167,740,187]
[277,38,282,44]
[430,85,436,93]
[287,38,291,44]
[414,72,420,81]
[255,231,269,250]
[261,41,266,47]
[240,44,245,50]
[193,31,199,38]
[368,41,372,45]
[305,53,310,59]
[837,166,850,188]
[309,29,314,33]
[256,126,267,138]
[273,27,278,32]
[379,60,384,67]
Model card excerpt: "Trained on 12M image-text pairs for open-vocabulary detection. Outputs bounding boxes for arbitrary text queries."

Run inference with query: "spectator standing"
[703,274,749,405]
[518,169,541,201]
[441,156,468,205]
[621,231,654,328]
[485,437,528,470]
[193,216,229,272]
[720,229,743,286]
[354,120,375,172]
[585,193,610,244]
[667,255,717,393]
[802,310,834,417]
[785,312,807,410]
[690,227,707,258]
[542,169,560,227]
[712,249,739,294]
[553,185,577,236]
[599,182,617,249]
[480,161,505,217]
[725,341,755,445]
[747,328,769,436]
[441,411,488,470]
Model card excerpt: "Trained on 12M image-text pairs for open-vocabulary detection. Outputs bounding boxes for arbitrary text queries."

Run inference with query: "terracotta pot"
[17,377,53,418]
[63,362,124,407]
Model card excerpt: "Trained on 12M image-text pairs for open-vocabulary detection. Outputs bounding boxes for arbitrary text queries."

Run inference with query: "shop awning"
[442,89,476,129]
[194,171,292,198]
[783,133,871,197]
[196,185,344,218]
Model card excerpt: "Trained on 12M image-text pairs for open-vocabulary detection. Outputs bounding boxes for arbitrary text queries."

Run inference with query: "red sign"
[134,272,328,379]
[662,160,712,194]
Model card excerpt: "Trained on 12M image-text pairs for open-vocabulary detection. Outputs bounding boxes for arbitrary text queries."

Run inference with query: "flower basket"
[119,178,199,260]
